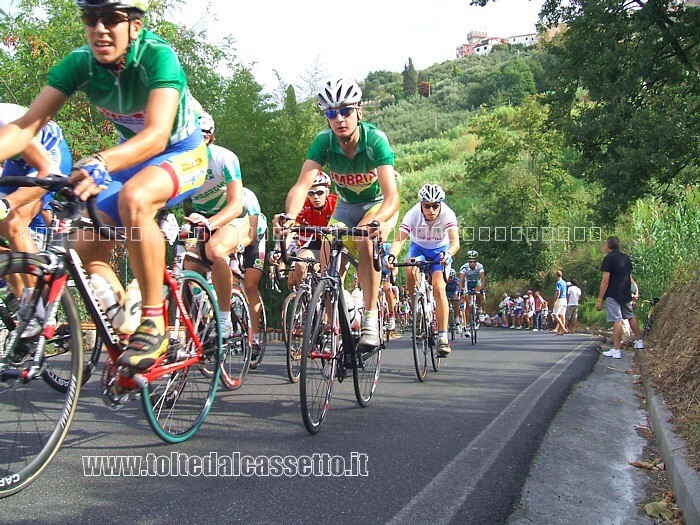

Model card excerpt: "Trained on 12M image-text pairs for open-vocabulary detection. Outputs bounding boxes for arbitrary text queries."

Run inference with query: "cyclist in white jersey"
[0,0,208,369]
[459,250,487,329]
[186,111,244,339]
[387,184,460,356]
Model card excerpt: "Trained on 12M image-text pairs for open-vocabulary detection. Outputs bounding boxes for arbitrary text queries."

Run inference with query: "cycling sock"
[221,310,231,322]
[141,305,164,334]
[252,333,260,344]
[438,330,448,340]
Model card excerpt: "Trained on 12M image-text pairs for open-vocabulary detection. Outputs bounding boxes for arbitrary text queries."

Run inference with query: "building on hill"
[456,30,538,58]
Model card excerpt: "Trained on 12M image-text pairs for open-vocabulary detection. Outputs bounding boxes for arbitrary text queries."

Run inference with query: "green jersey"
[47,29,196,145]
[306,121,394,204]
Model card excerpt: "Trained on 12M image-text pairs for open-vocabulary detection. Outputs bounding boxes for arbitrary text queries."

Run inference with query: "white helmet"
[317,78,362,110]
[312,171,331,188]
[418,183,445,203]
[75,0,148,12]
[199,111,215,134]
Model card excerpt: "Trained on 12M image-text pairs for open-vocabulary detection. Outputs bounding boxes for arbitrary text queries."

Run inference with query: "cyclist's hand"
[385,253,396,269]
[187,212,212,230]
[70,155,111,201]
[441,251,453,267]
[274,213,294,237]
[268,250,282,265]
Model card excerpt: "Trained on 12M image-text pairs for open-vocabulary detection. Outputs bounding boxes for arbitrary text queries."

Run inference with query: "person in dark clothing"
[595,236,644,358]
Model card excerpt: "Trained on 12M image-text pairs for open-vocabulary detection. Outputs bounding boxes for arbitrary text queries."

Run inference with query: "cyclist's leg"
[242,237,265,347]
[205,223,242,315]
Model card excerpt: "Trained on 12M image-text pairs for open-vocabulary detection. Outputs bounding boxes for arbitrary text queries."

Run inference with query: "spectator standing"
[565,279,582,333]
[551,270,568,334]
[533,290,545,331]
[595,236,644,358]
[524,290,535,330]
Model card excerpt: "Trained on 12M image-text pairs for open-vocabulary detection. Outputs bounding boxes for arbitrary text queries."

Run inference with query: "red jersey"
[296,193,338,244]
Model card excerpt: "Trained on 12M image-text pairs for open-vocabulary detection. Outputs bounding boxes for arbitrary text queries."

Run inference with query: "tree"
[402,58,418,99]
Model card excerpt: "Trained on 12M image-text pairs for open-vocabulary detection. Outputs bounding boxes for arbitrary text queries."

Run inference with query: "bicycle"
[391,258,445,382]
[0,176,222,498]
[288,224,383,434]
[466,290,481,345]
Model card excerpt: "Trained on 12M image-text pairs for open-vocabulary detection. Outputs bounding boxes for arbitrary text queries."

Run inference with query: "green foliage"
[402,58,418,99]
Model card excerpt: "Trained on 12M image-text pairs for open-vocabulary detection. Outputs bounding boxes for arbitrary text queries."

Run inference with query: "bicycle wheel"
[412,294,429,382]
[430,320,441,372]
[0,262,83,498]
[449,310,456,342]
[379,296,390,349]
[281,291,296,353]
[141,271,221,443]
[287,287,309,383]
[470,303,478,345]
[218,290,251,391]
[42,282,103,392]
[353,333,382,407]
[300,280,337,434]
[249,295,267,370]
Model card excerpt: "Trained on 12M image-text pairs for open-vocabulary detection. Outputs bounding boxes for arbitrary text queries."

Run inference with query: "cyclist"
[0,103,72,254]
[388,183,460,357]
[234,187,268,358]
[0,0,208,369]
[379,241,399,331]
[286,172,337,290]
[459,250,487,333]
[185,111,244,339]
[445,269,462,332]
[276,78,399,350]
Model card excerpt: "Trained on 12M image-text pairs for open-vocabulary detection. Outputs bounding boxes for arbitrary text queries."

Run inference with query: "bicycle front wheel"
[430,320,441,372]
[287,287,309,384]
[300,280,337,434]
[412,294,429,382]
[470,303,478,345]
[141,271,221,443]
[0,261,83,498]
[281,291,296,352]
[219,290,251,391]
[353,342,381,407]
[249,295,267,370]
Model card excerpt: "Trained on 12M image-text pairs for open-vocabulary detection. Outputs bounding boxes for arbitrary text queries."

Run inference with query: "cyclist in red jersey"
[287,172,337,289]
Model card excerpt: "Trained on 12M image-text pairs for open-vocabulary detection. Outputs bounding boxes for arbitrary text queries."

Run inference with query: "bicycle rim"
[471,305,478,345]
[300,280,336,434]
[141,271,221,443]
[219,291,251,391]
[249,297,266,369]
[412,294,428,381]
[287,288,309,384]
[0,262,83,498]
[281,291,296,352]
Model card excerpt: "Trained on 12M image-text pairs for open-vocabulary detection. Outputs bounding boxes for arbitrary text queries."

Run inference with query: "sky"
[0,0,545,95]
[178,0,545,95]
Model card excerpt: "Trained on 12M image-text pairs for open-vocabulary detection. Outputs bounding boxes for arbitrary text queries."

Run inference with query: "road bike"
[466,290,481,345]
[641,297,660,338]
[391,258,445,382]
[286,224,383,434]
[0,176,222,498]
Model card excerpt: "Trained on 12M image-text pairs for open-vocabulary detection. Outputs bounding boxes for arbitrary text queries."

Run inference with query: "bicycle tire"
[412,293,429,382]
[300,280,337,434]
[430,319,441,372]
[353,338,382,407]
[286,287,309,384]
[470,302,478,345]
[281,291,296,353]
[249,295,267,370]
[218,289,252,391]
[0,262,84,498]
[141,270,221,443]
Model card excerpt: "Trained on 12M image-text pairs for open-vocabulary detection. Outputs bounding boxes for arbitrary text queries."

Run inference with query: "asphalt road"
[1,328,600,525]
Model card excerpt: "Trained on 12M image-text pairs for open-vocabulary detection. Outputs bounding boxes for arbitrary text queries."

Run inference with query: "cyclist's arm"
[363,164,398,224]
[246,214,259,246]
[477,270,486,291]
[209,179,243,230]
[0,86,65,163]
[446,227,460,258]
[3,140,53,209]
[97,88,179,172]
[286,160,322,219]
[389,228,408,259]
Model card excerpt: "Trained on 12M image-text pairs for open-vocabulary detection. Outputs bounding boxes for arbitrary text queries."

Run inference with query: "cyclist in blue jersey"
[445,269,462,331]
[0,0,207,369]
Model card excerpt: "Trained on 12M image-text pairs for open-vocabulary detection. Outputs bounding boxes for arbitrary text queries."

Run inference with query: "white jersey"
[399,202,458,249]
[241,187,267,237]
[192,144,242,215]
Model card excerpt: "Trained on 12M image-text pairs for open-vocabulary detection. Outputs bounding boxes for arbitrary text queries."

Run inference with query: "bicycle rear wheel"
[249,295,267,370]
[218,290,251,391]
[0,262,83,498]
[300,280,337,434]
[141,271,221,443]
[287,287,309,383]
[412,294,429,382]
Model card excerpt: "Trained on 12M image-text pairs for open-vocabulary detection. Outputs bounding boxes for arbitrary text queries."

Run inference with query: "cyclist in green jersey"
[0,0,207,369]
[276,78,399,350]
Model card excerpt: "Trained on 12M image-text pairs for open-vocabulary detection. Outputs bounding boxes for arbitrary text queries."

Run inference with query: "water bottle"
[344,290,361,331]
[192,286,211,318]
[90,274,125,330]
[119,279,142,334]
[231,294,244,320]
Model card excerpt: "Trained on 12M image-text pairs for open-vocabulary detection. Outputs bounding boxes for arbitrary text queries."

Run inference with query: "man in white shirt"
[565,279,582,333]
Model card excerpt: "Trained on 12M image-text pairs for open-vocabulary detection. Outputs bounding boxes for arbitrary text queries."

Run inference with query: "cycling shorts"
[243,231,267,272]
[407,241,450,275]
[96,132,207,227]
[328,199,399,255]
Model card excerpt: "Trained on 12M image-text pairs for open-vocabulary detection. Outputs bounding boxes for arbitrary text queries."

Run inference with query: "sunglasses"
[307,189,327,197]
[81,11,131,27]
[323,106,359,119]
[421,202,440,210]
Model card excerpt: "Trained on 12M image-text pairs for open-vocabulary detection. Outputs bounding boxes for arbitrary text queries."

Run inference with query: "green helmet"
[75,0,148,12]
